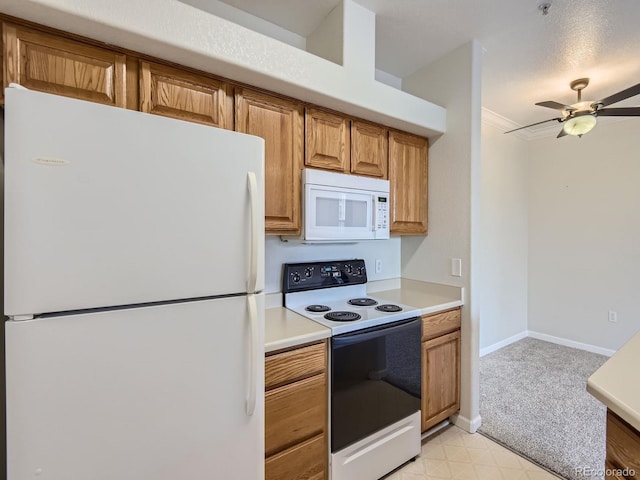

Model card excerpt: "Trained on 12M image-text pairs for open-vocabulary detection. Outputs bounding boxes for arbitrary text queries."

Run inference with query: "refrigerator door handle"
[247,171,259,294]
[246,293,259,417]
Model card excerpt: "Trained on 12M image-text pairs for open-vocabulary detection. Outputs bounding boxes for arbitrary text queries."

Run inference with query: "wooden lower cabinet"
[605,410,640,479]
[421,308,461,432]
[265,341,328,480]
[265,433,327,480]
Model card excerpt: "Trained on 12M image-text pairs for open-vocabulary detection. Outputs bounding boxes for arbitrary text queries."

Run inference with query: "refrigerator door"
[5,295,265,480]
[4,88,265,317]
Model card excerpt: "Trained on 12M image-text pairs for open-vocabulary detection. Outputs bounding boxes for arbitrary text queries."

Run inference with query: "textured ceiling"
[197,0,640,132]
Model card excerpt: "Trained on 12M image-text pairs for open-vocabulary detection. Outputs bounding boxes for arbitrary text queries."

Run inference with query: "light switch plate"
[451,258,462,277]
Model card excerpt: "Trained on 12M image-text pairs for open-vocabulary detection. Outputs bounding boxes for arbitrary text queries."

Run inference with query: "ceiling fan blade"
[535,101,575,111]
[595,83,640,107]
[596,107,640,117]
[504,117,562,134]
[557,127,568,138]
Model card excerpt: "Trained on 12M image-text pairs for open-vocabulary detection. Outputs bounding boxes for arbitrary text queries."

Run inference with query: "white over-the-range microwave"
[297,168,390,242]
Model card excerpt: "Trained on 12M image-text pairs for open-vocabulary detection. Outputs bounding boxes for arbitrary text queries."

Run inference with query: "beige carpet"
[479,338,608,480]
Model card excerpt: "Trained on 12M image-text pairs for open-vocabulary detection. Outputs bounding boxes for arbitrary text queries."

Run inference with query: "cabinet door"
[422,330,460,432]
[388,131,428,235]
[351,120,388,178]
[606,410,640,478]
[3,23,126,107]
[305,107,350,173]
[139,61,231,128]
[236,89,304,234]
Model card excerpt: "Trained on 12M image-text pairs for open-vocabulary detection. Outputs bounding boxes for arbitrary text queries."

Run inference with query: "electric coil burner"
[375,304,403,313]
[306,304,331,313]
[283,259,420,335]
[282,259,422,480]
[324,311,361,322]
[348,297,378,307]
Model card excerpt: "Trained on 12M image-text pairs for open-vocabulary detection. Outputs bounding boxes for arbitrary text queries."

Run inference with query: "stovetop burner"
[306,304,331,313]
[375,304,403,313]
[324,311,362,322]
[283,259,422,334]
[348,297,378,307]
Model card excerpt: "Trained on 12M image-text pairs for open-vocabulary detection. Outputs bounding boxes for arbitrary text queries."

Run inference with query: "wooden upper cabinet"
[3,23,126,107]
[139,61,231,129]
[389,130,428,235]
[235,88,304,235]
[305,107,350,173]
[351,120,388,178]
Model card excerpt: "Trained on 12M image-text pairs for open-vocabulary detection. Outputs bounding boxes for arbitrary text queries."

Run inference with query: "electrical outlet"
[608,311,618,323]
[375,259,382,273]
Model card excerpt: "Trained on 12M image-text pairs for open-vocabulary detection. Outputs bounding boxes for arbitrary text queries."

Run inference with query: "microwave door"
[306,187,374,241]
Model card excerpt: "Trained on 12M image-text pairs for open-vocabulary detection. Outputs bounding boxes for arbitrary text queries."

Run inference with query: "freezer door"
[5,295,265,480]
[4,88,265,317]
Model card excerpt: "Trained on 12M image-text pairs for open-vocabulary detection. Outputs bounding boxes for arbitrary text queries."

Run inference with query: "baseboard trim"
[480,330,616,357]
[527,331,615,357]
[451,413,482,433]
[480,331,528,357]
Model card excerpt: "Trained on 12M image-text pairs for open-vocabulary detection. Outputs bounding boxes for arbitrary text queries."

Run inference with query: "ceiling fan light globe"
[563,115,597,136]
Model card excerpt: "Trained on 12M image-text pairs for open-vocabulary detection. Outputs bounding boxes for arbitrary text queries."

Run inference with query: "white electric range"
[282,259,422,480]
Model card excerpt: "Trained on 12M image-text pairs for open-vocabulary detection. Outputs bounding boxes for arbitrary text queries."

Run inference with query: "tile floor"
[384,425,561,480]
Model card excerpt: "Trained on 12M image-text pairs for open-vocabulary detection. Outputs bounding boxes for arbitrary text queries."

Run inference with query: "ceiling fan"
[505,78,640,138]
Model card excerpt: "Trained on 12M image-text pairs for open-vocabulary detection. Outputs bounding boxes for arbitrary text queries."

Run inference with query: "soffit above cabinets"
[1,0,446,138]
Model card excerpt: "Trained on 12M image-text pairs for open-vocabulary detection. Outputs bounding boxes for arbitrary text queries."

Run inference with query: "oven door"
[331,317,421,452]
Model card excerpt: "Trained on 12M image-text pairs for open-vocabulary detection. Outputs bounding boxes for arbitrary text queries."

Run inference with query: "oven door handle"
[332,317,420,347]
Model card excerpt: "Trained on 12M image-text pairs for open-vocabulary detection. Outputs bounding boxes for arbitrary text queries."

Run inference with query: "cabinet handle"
[246,293,259,417]
[247,171,259,293]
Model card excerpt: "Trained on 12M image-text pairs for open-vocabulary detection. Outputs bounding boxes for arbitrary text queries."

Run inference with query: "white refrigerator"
[3,87,266,479]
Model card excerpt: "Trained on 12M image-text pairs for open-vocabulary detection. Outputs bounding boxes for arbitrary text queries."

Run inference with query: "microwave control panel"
[375,195,389,231]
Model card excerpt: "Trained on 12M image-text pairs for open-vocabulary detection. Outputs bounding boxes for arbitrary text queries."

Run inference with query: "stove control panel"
[282,259,368,292]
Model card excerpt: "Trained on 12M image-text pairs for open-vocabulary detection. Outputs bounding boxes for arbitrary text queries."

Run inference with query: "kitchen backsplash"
[264,236,402,293]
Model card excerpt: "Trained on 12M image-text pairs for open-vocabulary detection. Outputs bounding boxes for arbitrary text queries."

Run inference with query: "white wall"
[401,41,483,433]
[264,237,401,293]
[479,116,529,351]
[528,119,640,351]
[178,0,307,50]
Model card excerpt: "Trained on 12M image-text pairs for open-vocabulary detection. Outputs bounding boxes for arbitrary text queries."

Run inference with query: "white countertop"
[368,278,464,316]
[263,278,464,353]
[265,306,331,354]
[587,330,640,431]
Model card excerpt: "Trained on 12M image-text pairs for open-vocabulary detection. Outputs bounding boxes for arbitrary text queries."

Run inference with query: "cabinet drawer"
[265,373,326,456]
[422,308,461,341]
[265,433,327,480]
[265,341,326,390]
